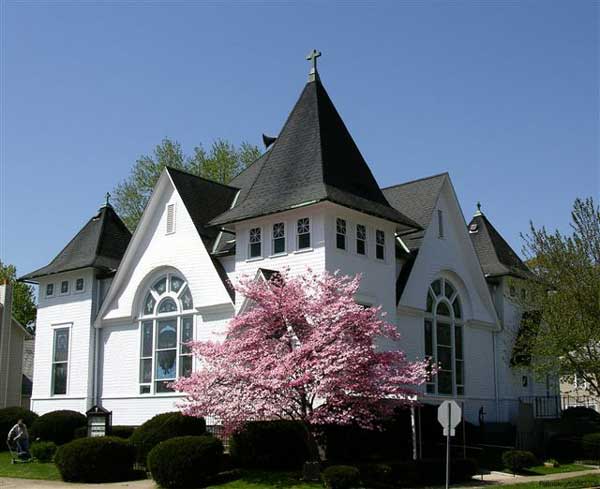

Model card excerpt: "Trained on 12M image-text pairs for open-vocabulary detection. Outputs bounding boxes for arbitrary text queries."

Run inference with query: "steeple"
[211,53,420,232]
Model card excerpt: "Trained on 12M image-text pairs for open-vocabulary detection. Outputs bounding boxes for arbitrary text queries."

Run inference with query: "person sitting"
[7,419,31,459]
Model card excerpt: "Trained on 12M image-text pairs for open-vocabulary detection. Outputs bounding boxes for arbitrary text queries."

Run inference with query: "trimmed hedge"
[31,410,86,445]
[230,420,310,469]
[547,434,582,462]
[30,441,57,462]
[502,450,538,474]
[112,425,136,439]
[147,435,224,489]
[322,465,361,489]
[582,433,600,460]
[54,436,135,483]
[0,407,38,450]
[129,412,206,464]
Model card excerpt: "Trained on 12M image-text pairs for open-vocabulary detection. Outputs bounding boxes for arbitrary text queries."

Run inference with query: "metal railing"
[519,396,561,419]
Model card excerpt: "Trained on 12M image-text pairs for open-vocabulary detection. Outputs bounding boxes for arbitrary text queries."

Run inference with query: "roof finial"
[104,192,111,208]
[306,49,321,82]
[475,201,482,216]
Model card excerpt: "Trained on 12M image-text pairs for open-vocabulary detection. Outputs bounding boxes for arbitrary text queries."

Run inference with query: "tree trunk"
[301,422,322,481]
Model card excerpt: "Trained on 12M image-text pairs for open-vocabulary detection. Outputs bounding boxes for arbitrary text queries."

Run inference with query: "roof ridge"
[382,172,449,191]
[166,166,240,191]
[91,206,109,265]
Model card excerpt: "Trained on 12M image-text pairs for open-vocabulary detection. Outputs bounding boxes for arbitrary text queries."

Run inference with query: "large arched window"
[424,278,464,396]
[139,273,194,394]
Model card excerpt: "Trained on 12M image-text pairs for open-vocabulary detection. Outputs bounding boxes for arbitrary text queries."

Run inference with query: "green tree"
[114,138,261,231]
[514,197,600,397]
[0,261,36,329]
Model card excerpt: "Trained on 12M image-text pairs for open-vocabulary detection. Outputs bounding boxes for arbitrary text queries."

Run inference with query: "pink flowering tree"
[174,270,430,460]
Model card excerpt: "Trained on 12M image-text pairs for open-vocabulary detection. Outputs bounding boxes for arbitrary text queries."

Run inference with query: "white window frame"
[336,218,347,251]
[59,280,70,296]
[296,217,311,251]
[356,224,367,256]
[248,227,263,259]
[423,278,464,397]
[271,222,286,256]
[166,202,176,235]
[375,229,385,261]
[45,282,55,298]
[51,323,72,396]
[74,277,85,294]
[139,273,195,396]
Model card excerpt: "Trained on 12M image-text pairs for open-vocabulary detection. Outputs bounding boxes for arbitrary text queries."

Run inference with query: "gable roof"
[20,205,131,281]
[382,173,448,250]
[209,79,420,232]
[166,167,239,249]
[468,210,532,279]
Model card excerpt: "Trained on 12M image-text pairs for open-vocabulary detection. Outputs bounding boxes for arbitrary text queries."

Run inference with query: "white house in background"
[0,282,35,408]
[20,56,554,426]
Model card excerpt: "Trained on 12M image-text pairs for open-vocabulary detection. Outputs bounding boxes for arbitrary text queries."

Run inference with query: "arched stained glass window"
[423,278,464,397]
[138,273,195,395]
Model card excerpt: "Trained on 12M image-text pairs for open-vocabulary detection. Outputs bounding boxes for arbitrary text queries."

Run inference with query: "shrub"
[547,434,582,462]
[54,436,135,483]
[561,407,600,436]
[0,407,38,450]
[322,465,361,489]
[147,435,223,489]
[30,441,57,462]
[582,433,600,460]
[502,450,538,474]
[387,459,477,485]
[230,420,310,469]
[545,459,560,468]
[359,463,393,488]
[31,410,86,445]
[73,425,87,439]
[129,412,206,465]
[111,425,136,439]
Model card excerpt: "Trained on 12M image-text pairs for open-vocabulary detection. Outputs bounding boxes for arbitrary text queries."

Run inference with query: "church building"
[21,53,555,426]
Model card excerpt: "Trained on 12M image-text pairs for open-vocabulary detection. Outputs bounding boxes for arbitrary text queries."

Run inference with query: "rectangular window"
[297,218,311,250]
[375,230,385,260]
[356,224,366,255]
[166,203,176,234]
[436,321,453,395]
[438,210,444,238]
[52,328,70,395]
[336,218,347,250]
[179,316,193,378]
[140,321,153,394]
[272,223,286,255]
[75,278,84,292]
[155,318,177,393]
[46,283,54,297]
[60,280,69,295]
[424,319,435,394]
[248,227,262,258]
[455,325,464,395]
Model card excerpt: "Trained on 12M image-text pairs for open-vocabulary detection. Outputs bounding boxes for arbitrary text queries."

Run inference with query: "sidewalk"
[465,468,600,488]
[0,478,154,489]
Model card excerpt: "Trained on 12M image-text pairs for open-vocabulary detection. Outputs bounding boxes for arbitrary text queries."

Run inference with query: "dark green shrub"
[502,450,538,474]
[387,458,477,485]
[322,465,361,489]
[547,434,582,462]
[451,457,479,481]
[359,463,393,488]
[0,407,38,450]
[582,433,600,460]
[31,410,86,445]
[129,412,206,465]
[111,425,136,439]
[230,420,310,469]
[561,407,600,436]
[147,435,223,489]
[30,441,57,462]
[54,436,135,482]
[73,426,87,439]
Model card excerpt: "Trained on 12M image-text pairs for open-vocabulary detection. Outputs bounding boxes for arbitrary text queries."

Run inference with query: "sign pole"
[446,402,451,489]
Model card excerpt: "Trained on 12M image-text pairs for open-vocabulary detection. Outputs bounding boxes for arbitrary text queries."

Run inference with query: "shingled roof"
[382,173,448,250]
[209,78,420,232]
[21,205,131,281]
[468,210,532,279]
[166,167,239,249]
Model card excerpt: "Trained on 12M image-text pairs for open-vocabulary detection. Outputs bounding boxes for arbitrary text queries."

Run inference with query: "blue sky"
[1,1,598,278]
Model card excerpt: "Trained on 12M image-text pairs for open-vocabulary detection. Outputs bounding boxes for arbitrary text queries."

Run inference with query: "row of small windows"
[45,278,85,298]
[335,218,385,260]
[248,218,311,259]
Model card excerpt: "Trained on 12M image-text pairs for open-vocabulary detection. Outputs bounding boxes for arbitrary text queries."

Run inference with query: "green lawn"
[500,473,600,489]
[522,464,590,476]
[208,471,320,489]
[0,451,61,480]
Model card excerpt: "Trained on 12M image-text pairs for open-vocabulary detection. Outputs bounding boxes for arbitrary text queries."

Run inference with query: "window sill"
[268,252,288,259]
[293,248,314,255]
[245,256,264,263]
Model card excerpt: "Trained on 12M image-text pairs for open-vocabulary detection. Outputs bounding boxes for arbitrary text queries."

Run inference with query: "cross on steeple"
[306,49,322,82]
[104,192,111,207]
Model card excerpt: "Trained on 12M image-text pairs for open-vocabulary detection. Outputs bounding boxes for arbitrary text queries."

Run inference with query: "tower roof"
[468,208,531,279]
[210,77,420,232]
[20,205,131,281]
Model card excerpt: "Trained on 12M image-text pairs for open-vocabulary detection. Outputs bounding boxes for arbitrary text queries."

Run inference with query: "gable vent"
[166,203,176,234]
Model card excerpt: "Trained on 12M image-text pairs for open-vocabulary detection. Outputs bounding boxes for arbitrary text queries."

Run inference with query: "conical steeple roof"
[210,78,420,232]
[20,204,131,281]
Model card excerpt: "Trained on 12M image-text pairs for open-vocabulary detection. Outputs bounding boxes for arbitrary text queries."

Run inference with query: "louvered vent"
[166,203,175,234]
